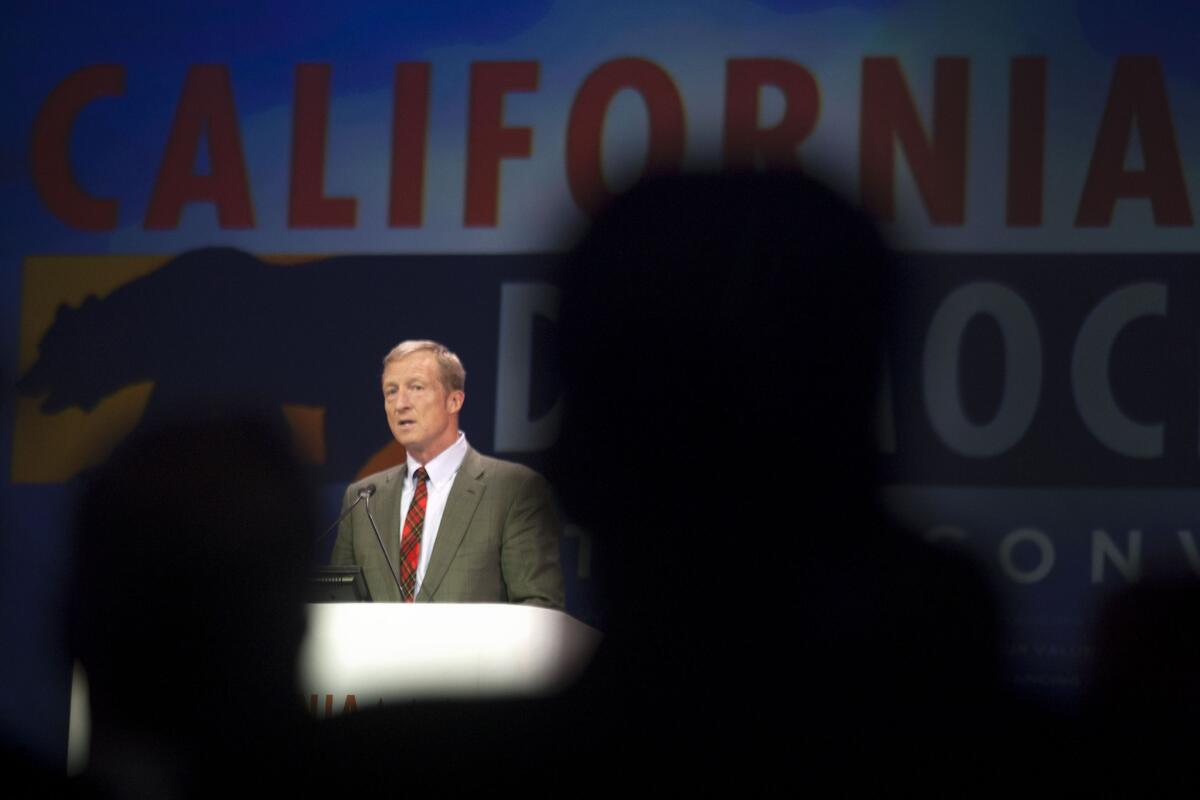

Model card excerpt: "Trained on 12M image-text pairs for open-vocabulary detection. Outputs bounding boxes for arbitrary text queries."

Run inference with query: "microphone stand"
[363,489,405,597]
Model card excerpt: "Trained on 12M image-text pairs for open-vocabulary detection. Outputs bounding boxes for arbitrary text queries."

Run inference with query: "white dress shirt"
[399,431,469,597]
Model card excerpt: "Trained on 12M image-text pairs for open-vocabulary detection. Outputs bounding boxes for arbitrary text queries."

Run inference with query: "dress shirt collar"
[405,431,468,489]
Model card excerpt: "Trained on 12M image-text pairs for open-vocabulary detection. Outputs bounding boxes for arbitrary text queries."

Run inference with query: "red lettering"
[722,58,819,171]
[144,65,254,229]
[1076,56,1192,227]
[342,694,358,713]
[464,61,538,227]
[389,63,431,227]
[566,58,686,216]
[860,57,969,225]
[1007,57,1046,227]
[31,65,125,231]
[289,64,356,228]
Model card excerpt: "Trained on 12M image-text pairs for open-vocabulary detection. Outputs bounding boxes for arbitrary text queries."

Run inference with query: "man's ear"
[447,390,465,414]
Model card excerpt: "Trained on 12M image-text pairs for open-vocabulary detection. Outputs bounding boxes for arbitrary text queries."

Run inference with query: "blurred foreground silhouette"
[548,171,1009,780]
[66,413,321,797]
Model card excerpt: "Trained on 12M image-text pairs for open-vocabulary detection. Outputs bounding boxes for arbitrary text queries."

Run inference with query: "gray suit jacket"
[330,447,565,608]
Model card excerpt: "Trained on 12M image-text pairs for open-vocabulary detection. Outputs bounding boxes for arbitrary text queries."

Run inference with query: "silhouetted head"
[555,171,892,533]
[551,170,902,680]
[548,172,1011,746]
[68,413,317,741]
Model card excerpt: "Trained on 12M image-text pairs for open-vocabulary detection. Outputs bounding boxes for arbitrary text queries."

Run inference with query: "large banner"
[5,0,1200,760]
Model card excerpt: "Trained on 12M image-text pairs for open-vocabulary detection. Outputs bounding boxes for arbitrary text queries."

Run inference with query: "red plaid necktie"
[397,467,429,602]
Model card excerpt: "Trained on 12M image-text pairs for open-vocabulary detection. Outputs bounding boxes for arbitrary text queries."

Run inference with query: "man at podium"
[331,339,565,608]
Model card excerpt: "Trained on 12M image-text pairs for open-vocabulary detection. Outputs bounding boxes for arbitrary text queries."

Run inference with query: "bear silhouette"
[18,247,559,482]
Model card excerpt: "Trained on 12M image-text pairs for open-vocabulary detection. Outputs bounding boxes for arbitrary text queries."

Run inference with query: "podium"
[68,604,602,771]
[299,603,602,713]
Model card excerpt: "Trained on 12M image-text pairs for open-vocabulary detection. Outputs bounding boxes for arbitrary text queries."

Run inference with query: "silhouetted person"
[66,413,321,798]
[550,171,1006,780]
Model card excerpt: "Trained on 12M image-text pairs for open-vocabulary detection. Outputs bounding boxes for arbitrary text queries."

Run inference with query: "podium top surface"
[299,603,602,700]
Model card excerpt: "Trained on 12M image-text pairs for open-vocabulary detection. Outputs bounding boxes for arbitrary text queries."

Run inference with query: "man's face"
[381,351,464,463]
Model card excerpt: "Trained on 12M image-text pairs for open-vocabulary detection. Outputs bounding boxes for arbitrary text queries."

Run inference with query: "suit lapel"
[418,448,485,602]
[371,463,406,602]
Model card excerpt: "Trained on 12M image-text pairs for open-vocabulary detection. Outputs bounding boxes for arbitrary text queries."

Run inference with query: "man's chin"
[391,429,420,448]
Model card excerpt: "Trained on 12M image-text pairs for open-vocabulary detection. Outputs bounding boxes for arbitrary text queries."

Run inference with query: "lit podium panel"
[299,603,602,712]
[69,604,602,771]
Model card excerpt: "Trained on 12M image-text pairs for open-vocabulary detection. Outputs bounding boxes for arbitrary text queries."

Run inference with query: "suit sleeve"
[329,484,358,566]
[500,472,566,609]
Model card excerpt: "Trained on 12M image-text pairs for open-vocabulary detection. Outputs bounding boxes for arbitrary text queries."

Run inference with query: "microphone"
[314,484,376,543]
[363,486,404,597]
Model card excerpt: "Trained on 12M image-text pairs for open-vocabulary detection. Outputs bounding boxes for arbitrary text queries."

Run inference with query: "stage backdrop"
[4,0,1200,762]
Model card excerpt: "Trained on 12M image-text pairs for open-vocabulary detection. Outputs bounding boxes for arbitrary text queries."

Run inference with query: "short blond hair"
[382,340,466,392]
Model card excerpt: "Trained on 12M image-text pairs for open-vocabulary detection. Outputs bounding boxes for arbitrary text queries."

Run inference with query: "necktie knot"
[414,466,429,485]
